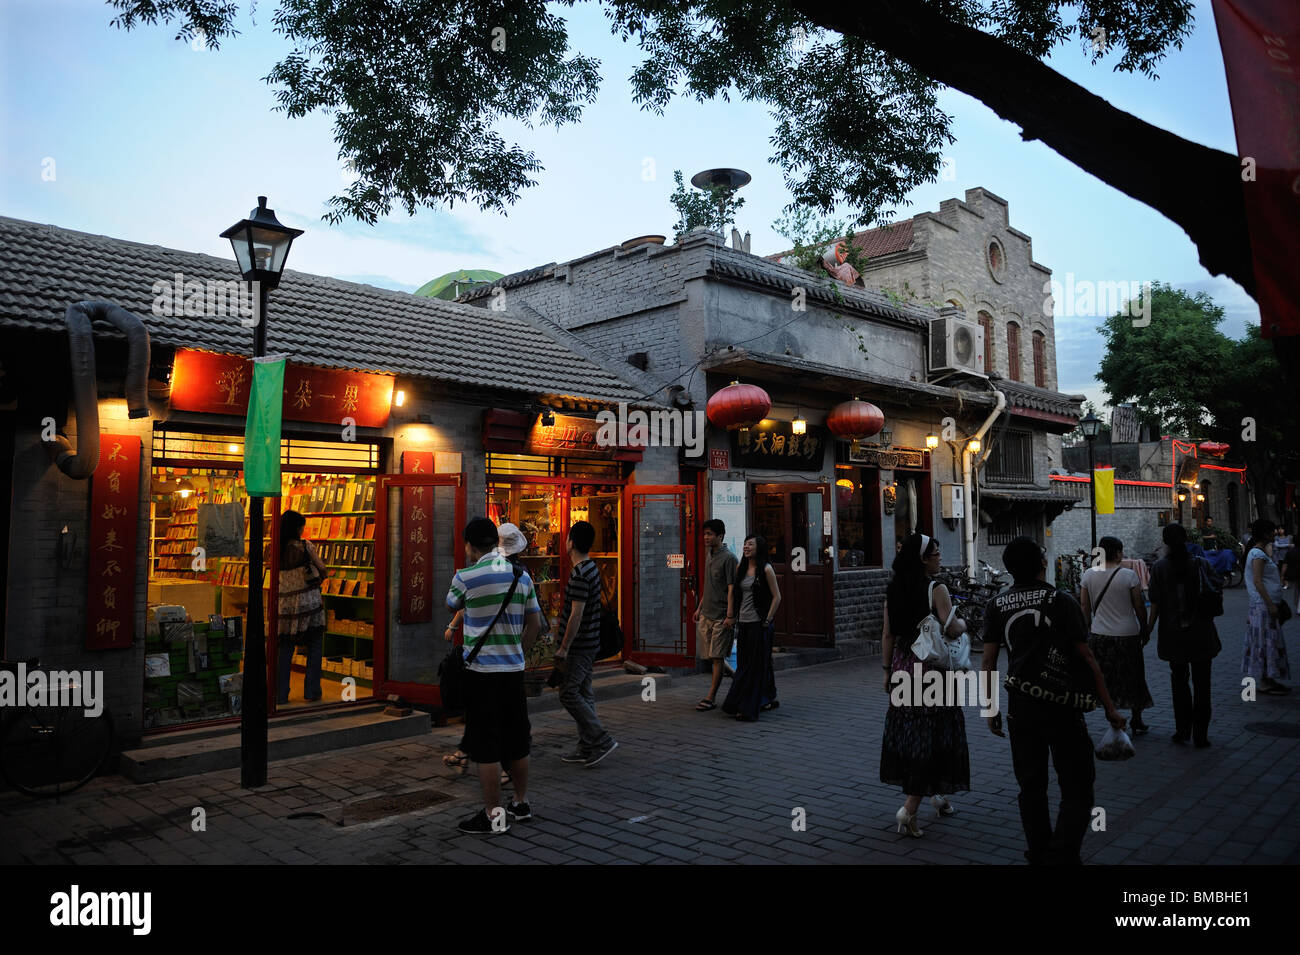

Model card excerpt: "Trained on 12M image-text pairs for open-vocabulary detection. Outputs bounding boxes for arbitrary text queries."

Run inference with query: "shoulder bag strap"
[1091,567,1122,617]
[465,564,523,666]
[927,579,956,629]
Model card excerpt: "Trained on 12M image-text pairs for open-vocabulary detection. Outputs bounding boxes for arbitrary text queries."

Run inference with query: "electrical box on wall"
[941,483,964,519]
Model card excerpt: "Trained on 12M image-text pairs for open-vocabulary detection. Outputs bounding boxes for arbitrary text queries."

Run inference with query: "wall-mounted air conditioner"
[928,316,986,377]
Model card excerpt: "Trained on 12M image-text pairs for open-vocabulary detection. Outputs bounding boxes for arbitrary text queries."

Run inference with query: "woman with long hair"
[277,509,327,705]
[1148,523,1222,745]
[880,533,969,837]
[722,535,782,721]
[1243,519,1291,695]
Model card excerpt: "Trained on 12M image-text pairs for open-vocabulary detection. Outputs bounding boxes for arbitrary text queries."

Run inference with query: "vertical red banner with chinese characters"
[85,434,142,650]
[400,452,434,623]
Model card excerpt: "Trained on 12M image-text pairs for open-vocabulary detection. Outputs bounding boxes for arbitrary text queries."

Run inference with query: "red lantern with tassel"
[707,380,771,430]
[826,397,884,440]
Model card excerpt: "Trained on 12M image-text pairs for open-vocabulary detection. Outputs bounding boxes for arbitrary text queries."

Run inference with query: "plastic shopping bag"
[1095,725,1136,761]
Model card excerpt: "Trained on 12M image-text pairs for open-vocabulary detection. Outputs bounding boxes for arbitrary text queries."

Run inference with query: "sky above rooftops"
[0,0,1257,413]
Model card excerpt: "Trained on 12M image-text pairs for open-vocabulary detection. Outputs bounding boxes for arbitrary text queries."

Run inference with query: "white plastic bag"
[1095,726,1136,761]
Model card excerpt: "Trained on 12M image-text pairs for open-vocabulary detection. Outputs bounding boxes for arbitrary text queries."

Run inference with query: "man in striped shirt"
[446,517,543,834]
[555,520,618,767]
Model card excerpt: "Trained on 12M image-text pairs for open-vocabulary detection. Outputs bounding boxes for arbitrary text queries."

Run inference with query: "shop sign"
[86,434,141,650]
[400,451,434,623]
[848,444,927,469]
[730,421,826,472]
[709,448,730,471]
[666,554,685,569]
[170,349,395,429]
[711,480,748,558]
[526,413,614,459]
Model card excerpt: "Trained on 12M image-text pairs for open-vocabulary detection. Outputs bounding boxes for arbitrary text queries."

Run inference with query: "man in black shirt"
[555,521,618,767]
[982,537,1124,865]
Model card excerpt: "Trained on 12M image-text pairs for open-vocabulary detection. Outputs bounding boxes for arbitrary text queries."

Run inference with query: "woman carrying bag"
[1243,519,1292,695]
[277,509,328,705]
[721,535,782,722]
[1080,536,1153,735]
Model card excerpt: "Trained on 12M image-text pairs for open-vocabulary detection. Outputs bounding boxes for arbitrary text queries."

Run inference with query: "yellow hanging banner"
[1094,468,1115,515]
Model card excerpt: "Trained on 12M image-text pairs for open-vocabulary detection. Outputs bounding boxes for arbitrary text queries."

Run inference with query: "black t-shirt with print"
[983,583,1088,657]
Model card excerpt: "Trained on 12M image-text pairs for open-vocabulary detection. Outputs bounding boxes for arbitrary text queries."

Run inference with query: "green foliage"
[106,0,1197,224]
[772,207,871,277]
[669,170,745,238]
[1064,398,1111,445]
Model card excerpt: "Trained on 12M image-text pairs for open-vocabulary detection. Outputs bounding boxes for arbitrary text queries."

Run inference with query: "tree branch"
[792,0,1256,297]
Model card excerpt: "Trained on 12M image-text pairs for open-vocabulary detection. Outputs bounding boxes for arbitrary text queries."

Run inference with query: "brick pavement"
[2,587,1297,865]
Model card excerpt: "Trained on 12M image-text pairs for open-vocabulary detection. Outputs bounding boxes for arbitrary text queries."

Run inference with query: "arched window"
[1007,322,1022,382]
[978,311,994,374]
[1032,330,1046,388]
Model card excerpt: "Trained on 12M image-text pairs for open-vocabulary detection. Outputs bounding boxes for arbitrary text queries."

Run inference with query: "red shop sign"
[170,349,395,428]
[400,452,434,623]
[85,434,141,651]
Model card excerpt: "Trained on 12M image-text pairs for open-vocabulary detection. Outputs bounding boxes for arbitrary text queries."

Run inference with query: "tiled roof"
[0,217,644,404]
[997,379,1085,419]
[765,219,915,264]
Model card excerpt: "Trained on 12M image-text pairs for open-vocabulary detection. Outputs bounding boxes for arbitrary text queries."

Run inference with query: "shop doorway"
[374,473,466,705]
[752,484,833,647]
[623,485,698,667]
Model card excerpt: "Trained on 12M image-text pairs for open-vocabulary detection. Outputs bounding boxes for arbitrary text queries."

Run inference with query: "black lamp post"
[1080,411,1101,550]
[220,197,303,789]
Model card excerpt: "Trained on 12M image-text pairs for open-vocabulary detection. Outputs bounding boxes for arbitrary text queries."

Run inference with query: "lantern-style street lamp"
[221,197,302,790]
[1080,411,1101,550]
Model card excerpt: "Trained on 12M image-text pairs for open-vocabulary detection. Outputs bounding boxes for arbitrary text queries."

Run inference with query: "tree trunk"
[793,0,1257,298]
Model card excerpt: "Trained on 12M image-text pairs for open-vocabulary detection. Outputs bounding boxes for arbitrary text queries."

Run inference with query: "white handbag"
[911,580,972,671]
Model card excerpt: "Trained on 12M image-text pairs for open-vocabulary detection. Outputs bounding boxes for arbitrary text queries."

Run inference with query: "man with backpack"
[555,520,619,767]
[982,537,1125,865]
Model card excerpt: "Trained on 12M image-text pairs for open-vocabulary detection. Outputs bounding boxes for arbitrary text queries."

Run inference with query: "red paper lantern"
[707,380,771,430]
[1198,441,1230,457]
[826,397,884,440]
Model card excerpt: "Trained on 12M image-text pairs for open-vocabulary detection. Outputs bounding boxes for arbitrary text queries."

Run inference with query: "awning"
[980,485,1075,523]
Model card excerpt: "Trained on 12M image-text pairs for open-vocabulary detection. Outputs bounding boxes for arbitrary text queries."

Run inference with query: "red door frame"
[373,472,466,705]
[622,484,698,667]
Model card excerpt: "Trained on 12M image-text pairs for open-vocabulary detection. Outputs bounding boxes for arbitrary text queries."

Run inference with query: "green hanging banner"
[244,357,285,496]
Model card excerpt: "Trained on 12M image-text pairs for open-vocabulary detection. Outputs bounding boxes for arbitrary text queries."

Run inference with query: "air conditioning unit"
[929,316,986,377]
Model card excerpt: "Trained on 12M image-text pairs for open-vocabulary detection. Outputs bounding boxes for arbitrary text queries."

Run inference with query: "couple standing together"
[694,520,781,721]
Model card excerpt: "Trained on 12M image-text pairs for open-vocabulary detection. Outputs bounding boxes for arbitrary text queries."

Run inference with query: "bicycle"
[0,658,114,798]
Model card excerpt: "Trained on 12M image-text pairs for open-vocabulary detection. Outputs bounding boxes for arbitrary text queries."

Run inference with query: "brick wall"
[834,569,891,640]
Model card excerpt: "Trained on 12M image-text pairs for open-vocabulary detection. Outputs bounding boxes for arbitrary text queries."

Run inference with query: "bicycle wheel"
[0,704,114,798]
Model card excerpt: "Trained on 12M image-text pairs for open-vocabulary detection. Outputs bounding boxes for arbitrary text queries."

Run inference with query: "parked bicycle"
[0,658,114,798]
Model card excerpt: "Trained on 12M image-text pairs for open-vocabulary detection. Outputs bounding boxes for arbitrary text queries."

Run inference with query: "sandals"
[696,699,717,711]
[442,751,469,769]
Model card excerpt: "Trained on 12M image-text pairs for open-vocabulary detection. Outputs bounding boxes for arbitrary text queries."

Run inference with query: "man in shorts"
[694,519,738,711]
[446,517,543,834]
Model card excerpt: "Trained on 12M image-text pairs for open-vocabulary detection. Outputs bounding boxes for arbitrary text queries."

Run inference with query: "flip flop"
[442,751,469,769]
[696,699,717,711]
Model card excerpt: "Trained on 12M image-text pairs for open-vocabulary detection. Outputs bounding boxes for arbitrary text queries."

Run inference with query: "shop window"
[1007,322,1022,382]
[1032,330,1047,388]
[985,429,1033,484]
[835,466,880,567]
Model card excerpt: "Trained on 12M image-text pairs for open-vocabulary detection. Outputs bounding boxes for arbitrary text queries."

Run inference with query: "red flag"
[1213,0,1300,337]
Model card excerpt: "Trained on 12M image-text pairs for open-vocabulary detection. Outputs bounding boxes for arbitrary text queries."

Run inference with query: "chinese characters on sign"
[169,349,395,428]
[86,434,141,650]
[731,422,827,472]
[400,452,434,624]
[526,413,614,458]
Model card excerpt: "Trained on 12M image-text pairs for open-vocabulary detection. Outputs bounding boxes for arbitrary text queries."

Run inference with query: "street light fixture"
[966,437,981,455]
[925,432,939,450]
[1080,411,1101,550]
[879,426,893,448]
[221,196,302,790]
[792,413,807,435]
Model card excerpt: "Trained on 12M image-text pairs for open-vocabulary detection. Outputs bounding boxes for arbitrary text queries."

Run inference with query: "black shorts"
[462,669,531,765]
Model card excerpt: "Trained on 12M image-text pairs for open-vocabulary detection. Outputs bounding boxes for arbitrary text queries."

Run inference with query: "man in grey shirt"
[694,519,738,711]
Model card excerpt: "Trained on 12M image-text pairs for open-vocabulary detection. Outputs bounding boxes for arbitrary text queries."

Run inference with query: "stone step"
[119,703,431,783]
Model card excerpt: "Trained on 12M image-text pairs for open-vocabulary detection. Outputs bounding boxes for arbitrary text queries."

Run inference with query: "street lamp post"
[220,197,303,789]
[1080,412,1102,551]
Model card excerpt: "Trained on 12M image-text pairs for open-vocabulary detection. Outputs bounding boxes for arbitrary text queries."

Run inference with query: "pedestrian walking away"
[879,532,970,838]
[1243,519,1291,696]
[721,534,781,721]
[555,520,618,767]
[445,517,543,834]
[1148,523,1223,746]
[276,509,327,705]
[694,519,738,712]
[1080,536,1153,734]
[982,536,1125,865]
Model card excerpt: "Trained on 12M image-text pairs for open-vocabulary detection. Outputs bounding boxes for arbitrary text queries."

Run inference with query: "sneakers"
[559,750,588,763]
[506,800,532,821]
[584,739,619,768]
[457,808,509,835]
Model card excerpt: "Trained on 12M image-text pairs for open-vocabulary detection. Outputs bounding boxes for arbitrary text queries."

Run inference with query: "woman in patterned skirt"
[880,533,970,837]
[1080,536,1153,734]
[277,509,327,705]
[1244,519,1291,695]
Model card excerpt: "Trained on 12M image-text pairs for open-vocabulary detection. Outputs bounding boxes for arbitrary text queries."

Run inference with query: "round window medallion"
[986,237,1007,283]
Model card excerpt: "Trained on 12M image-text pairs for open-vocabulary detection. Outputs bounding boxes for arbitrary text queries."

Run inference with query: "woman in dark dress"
[277,509,327,705]
[880,533,970,837]
[722,535,782,721]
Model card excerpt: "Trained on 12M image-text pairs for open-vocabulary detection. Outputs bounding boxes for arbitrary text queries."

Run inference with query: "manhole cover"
[1244,722,1300,738]
[340,789,453,825]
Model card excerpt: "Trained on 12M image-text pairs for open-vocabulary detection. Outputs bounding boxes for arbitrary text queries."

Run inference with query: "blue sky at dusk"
[0,0,1258,410]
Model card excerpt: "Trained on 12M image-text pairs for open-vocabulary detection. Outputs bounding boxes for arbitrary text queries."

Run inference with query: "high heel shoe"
[895,806,924,838]
[931,795,955,816]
